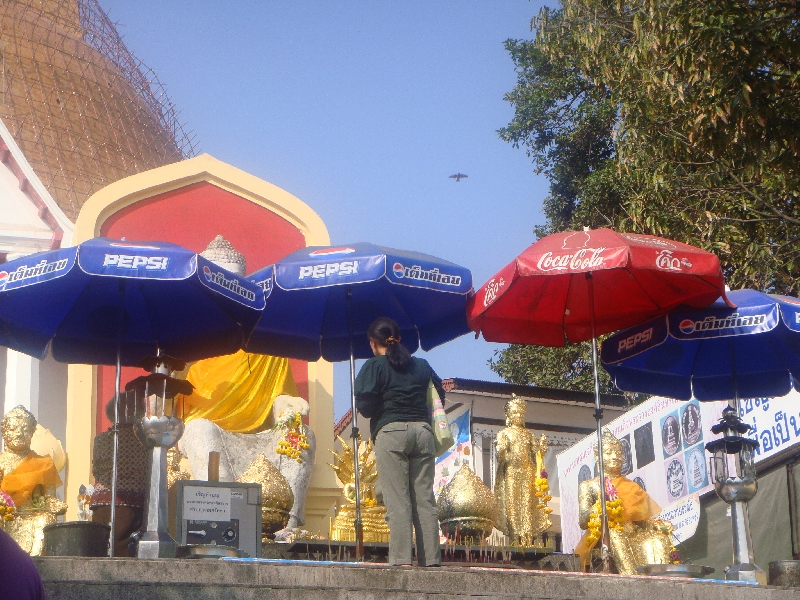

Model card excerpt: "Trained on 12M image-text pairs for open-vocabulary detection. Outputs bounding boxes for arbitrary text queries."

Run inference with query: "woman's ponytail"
[367,317,411,369]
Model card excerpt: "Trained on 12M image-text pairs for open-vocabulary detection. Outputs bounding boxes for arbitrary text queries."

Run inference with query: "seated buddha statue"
[494,395,552,545]
[176,236,316,533]
[575,429,674,574]
[0,406,67,555]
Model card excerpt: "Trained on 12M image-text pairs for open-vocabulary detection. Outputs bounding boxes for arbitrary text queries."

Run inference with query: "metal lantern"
[705,405,765,584]
[128,355,193,558]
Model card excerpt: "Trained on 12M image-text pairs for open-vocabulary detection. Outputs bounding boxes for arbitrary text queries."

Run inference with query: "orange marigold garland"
[534,469,554,514]
[585,477,624,547]
[274,411,311,462]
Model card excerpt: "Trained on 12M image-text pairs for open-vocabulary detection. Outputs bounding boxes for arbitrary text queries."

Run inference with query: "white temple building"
[0,116,74,459]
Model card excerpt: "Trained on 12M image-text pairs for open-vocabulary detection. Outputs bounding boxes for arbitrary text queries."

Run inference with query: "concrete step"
[34,557,797,600]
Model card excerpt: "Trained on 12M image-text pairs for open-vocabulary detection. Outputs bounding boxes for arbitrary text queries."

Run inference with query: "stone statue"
[179,395,316,533]
[575,429,674,574]
[328,435,390,543]
[175,236,316,535]
[90,393,148,557]
[494,395,551,545]
[0,406,67,555]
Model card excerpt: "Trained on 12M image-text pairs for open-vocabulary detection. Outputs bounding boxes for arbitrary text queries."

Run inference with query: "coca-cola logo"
[536,248,606,272]
[483,277,505,307]
[656,250,692,272]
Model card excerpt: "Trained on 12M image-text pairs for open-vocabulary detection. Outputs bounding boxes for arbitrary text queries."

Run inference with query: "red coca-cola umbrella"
[469,228,731,345]
[468,227,731,568]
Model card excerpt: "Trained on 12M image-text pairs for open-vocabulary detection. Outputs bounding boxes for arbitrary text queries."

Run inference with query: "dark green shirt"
[354,355,445,441]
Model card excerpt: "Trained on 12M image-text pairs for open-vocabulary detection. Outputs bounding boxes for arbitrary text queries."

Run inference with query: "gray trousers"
[374,421,441,566]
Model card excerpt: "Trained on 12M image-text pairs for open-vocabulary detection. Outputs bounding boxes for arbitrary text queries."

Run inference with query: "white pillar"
[4,348,40,418]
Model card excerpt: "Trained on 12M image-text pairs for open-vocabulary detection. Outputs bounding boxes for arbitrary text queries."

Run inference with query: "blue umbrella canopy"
[0,238,265,365]
[245,243,473,361]
[601,289,800,401]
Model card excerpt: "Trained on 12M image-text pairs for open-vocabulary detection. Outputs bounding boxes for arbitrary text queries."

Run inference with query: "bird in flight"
[449,173,468,182]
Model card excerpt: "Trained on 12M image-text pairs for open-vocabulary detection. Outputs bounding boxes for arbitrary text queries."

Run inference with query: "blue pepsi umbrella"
[0,237,264,365]
[246,242,472,557]
[0,237,264,555]
[245,242,473,361]
[601,289,800,401]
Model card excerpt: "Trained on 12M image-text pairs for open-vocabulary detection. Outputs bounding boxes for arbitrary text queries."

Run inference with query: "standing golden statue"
[494,395,552,545]
[575,429,675,574]
[0,406,67,555]
[328,435,390,543]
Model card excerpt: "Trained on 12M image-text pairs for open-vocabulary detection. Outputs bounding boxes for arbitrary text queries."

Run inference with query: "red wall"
[95,181,309,432]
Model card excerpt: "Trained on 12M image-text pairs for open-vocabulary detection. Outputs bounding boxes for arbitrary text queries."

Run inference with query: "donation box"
[176,480,262,558]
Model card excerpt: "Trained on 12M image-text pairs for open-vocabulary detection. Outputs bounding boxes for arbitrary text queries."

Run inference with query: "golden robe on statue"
[179,350,298,433]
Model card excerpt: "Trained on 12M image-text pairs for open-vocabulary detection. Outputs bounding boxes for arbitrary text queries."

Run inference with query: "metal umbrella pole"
[109,280,124,558]
[346,289,364,560]
[587,272,610,572]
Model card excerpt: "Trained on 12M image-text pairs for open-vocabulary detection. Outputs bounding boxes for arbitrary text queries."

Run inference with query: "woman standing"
[354,317,443,567]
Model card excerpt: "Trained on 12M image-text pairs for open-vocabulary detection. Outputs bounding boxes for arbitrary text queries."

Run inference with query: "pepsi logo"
[679,319,695,334]
[203,265,212,279]
[309,247,355,257]
[392,262,405,278]
[0,271,7,284]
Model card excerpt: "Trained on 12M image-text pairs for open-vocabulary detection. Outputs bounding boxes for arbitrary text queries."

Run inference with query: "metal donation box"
[175,480,262,558]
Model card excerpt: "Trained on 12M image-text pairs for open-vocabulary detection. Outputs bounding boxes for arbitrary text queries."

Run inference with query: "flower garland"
[534,470,554,514]
[584,478,624,547]
[0,490,16,523]
[274,411,311,462]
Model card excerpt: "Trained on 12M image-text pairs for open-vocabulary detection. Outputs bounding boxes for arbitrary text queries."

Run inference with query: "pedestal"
[726,501,766,584]
[137,445,177,558]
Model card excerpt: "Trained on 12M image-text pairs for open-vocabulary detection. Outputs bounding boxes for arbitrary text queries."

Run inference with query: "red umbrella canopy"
[468,228,732,346]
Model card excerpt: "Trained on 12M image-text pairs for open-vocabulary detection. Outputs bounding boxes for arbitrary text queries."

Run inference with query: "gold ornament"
[237,453,293,539]
[328,435,389,543]
[437,463,498,542]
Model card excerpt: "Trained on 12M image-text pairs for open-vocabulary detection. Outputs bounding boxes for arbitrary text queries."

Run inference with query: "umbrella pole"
[586,272,610,572]
[346,289,364,560]
[109,279,124,558]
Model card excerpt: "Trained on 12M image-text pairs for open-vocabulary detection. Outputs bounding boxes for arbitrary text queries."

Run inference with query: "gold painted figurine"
[328,435,390,543]
[0,406,67,555]
[576,429,675,574]
[495,395,552,545]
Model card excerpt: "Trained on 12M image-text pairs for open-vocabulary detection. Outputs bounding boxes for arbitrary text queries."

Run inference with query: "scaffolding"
[0,0,197,221]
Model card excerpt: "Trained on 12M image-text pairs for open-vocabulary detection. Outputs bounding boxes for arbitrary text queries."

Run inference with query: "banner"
[433,409,471,499]
[557,397,724,553]
[557,388,800,553]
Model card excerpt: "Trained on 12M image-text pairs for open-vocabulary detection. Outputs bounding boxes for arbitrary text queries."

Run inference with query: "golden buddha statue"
[0,406,67,555]
[495,395,552,546]
[575,429,674,574]
[328,435,390,543]
[437,463,498,543]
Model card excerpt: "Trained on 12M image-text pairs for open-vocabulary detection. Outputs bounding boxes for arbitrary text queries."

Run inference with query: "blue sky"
[101,1,550,419]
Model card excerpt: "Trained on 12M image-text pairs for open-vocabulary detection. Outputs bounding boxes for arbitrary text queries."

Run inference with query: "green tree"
[491,0,800,392]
